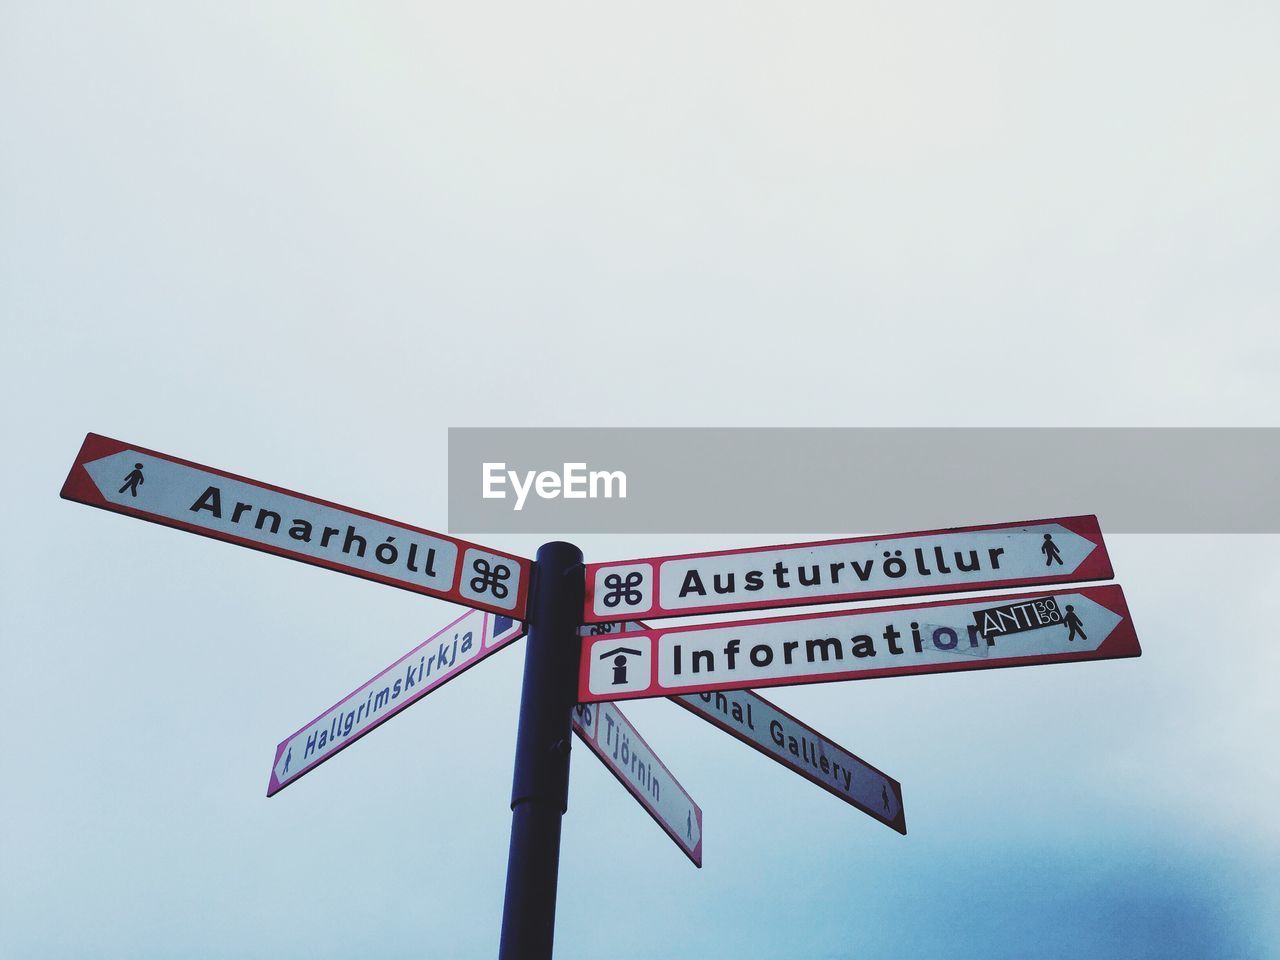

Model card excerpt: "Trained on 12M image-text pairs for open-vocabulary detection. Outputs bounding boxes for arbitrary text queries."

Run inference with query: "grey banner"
[448,428,1280,534]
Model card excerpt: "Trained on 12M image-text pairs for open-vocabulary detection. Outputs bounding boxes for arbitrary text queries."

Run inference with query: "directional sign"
[583,515,1112,622]
[674,689,905,834]
[579,584,1140,702]
[572,700,703,867]
[268,609,524,795]
[62,433,530,617]
[586,620,905,833]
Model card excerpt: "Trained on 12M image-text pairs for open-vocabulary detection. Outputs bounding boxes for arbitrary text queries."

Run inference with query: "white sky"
[2,3,1278,958]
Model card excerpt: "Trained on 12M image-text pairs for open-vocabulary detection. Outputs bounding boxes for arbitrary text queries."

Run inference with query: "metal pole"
[498,541,584,960]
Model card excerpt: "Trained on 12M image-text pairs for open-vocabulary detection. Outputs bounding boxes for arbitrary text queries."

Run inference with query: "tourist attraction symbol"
[268,610,525,795]
[579,585,1139,702]
[583,515,1112,623]
[60,433,530,617]
[572,700,703,867]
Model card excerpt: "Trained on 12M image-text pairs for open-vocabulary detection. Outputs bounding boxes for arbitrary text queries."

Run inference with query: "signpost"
[580,585,1139,703]
[268,609,525,795]
[674,689,904,834]
[60,433,530,617]
[61,431,1145,960]
[572,701,703,866]
[584,515,1111,622]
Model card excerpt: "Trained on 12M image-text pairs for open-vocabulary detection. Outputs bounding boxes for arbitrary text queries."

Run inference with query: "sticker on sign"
[572,700,703,867]
[61,432,530,618]
[583,515,1112,622]
[578,584,1140,702]
[268,609,524,796]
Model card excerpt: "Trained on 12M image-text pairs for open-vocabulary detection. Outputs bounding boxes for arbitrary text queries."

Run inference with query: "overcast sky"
[2,3,1278,958]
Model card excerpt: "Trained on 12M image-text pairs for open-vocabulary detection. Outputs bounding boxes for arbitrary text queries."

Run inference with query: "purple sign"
[267,610,523,795]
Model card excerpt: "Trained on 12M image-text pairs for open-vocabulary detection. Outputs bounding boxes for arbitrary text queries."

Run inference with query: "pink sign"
[268,609,524,795]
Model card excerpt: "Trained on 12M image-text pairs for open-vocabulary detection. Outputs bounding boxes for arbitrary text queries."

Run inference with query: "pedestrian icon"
[282,747,292,774]
[1063,604,1087,642]
[882,784,889,812]
[598,646,643,685]
[118,462,145,497]
[1041,533,1063,566]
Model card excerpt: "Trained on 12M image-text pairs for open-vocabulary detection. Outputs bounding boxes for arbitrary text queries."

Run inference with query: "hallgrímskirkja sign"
[268,609,524,796]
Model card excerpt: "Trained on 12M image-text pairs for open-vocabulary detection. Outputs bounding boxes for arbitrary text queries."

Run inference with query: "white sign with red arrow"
[61,433,530,617]
[580,585,1140,702]
[584,515,1112,622]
